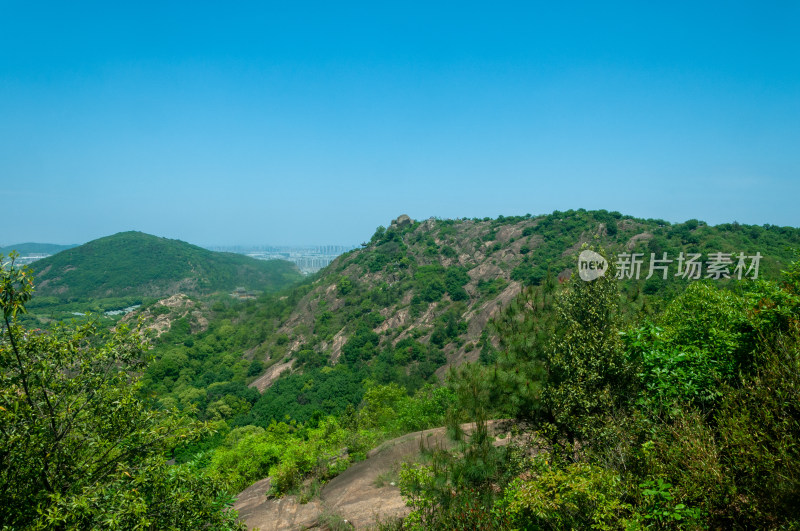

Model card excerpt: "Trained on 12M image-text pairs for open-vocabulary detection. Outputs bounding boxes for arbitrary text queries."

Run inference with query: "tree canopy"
[0,253,243,529]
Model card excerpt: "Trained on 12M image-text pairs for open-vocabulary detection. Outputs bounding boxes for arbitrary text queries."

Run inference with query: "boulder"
[391,214,412,228]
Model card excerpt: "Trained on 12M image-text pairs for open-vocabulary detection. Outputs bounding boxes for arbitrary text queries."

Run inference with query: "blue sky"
[2,1,798,246]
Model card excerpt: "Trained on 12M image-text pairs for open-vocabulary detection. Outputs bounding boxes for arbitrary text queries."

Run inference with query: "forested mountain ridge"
[243,210,800,391]
[6,211,798,529]
[139,210,800,428]
[127,209,800,529]
[24,231,302,319]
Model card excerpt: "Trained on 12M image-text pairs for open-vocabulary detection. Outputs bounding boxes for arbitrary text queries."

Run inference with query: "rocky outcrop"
[234,421,516,530]
[390,214,412,228]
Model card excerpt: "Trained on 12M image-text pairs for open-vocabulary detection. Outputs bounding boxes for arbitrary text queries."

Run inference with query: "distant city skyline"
[206,244,357,253]
[3,3,798,245]
[208,244,358,274]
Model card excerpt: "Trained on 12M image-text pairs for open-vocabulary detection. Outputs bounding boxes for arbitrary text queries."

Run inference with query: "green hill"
[28,231,302,306]
[9,219,800,528]
[0,242,78,255]
[139,210,800,424]
[246,210,800,386]
[130,210,800,526]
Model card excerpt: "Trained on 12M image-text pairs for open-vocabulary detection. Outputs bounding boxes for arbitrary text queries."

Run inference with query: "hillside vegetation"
[5,211,799,529]
[126,210,800,528]
[141,210,800,426]
[388,252,800,530]
[23,231,302,320]
[224,212,798,403]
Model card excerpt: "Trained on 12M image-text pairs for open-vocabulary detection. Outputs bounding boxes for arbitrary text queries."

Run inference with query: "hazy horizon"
[3,208,799,251]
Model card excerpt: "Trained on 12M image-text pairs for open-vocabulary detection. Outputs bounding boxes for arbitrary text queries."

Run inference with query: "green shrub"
[500,455,633,530]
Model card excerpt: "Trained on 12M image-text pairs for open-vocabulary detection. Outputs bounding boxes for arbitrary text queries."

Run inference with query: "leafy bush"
[659,281,749,377]
[500,455,633,530]
[636,477,705,527]
[624,324,727,413]
[414,265,447,302]
[0,255,243,529]
[714,332,800,527]
[209,418,349,495]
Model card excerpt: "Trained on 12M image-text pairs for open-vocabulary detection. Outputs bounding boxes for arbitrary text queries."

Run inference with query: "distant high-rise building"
[206,244,356,274]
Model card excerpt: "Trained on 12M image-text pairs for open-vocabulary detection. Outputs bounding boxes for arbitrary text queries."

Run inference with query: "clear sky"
[2,1,798,247]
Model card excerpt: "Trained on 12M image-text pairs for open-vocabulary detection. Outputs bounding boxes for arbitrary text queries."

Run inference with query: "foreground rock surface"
[234,421,513,530]
[235,478,322,530]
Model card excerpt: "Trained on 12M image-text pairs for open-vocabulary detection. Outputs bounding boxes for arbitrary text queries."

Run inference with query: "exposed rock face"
[234,421,517,530]
[626,231,654,250]
[234,478,321,531]
[120,293,208,339]
[259,216,544,387]
[249,359,294,392]
[391,214,412,228]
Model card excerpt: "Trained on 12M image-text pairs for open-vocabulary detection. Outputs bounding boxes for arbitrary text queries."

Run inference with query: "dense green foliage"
[394,249,800,530]
[242,364,366,425]
[205,383,456,496]
[0,254,243,529]
[25,231,301,322]
[543,247,634,451]
[7,211,800,528]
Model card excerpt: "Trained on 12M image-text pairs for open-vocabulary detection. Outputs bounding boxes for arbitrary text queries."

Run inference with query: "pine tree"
[543,246,634,457]
[489,285,554,420]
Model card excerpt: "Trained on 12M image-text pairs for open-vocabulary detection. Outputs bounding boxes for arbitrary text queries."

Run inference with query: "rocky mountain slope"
[133,209,800,429]
[234,421,515,530]
[246,210,800,392]
[129,210,800,531]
